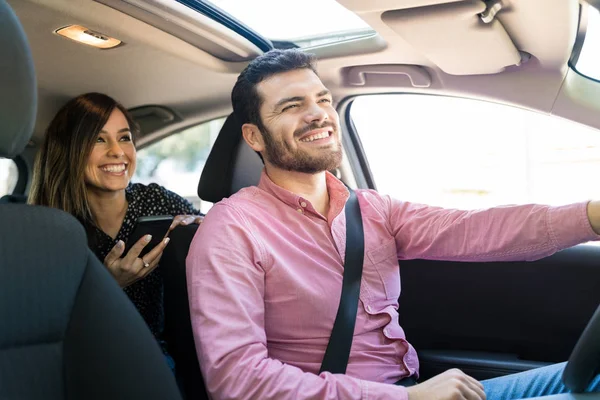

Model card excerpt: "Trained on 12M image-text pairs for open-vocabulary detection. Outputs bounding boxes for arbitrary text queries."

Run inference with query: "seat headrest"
[197,113,263,203]
[0,0,37,158]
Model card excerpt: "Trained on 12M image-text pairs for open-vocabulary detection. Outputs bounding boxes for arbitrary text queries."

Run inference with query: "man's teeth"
[102,165,126,173]
[300,132,330,142]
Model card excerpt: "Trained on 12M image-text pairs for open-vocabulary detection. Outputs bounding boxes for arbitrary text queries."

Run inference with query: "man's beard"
[259,121,343,174]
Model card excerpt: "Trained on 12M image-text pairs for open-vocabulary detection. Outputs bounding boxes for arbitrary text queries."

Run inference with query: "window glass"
[0,159,18,198]
[350,94,600,210]
[134,117,225,213]
[572,5,600,82]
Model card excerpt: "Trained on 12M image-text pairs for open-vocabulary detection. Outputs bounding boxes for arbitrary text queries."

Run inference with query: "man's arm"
[379,194,600,262]
[186,202,406,400]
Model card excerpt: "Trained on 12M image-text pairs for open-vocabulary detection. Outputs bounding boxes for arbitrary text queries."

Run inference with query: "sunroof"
[205,0,376,48]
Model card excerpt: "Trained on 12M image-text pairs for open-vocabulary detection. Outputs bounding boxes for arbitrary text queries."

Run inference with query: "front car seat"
[0,1,182,398]
[161,113,262,400]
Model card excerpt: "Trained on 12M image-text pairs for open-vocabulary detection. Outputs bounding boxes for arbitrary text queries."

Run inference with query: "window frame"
[569,2,600,85]
[338,96,377,191]
[175,0,274,51]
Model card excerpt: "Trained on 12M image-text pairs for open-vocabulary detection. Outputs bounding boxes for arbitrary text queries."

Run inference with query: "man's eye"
[320,98,332,104]
[282,104,299,112]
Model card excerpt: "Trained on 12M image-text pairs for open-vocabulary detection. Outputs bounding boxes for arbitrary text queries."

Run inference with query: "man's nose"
[304,102,328,124]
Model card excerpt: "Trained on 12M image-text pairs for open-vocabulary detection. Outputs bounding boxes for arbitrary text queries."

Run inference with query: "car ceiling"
[7,0,599,149]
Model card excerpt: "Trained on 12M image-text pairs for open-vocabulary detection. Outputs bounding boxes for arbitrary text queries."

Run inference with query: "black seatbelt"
[319,189,365,374]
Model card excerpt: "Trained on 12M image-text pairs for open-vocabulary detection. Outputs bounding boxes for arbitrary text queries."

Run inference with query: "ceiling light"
[55,25,121,49]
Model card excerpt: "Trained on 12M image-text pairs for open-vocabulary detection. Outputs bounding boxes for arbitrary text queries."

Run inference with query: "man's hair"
[231,49,317,128]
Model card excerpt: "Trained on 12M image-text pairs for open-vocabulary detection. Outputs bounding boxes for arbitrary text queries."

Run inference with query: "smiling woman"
[28,92,204,372]
[84,108,137,197]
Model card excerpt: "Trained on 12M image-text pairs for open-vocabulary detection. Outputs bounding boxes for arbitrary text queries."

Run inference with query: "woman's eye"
[120,135,132,142]
[95,137,105,143]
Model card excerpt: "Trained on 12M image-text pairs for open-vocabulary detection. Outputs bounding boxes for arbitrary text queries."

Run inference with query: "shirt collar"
[257,169,350,220]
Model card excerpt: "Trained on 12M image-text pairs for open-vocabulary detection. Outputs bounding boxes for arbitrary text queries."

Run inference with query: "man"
[186,49,600,400]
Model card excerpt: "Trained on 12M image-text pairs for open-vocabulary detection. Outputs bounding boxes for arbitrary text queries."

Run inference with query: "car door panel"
[418,349,550,381]
[398,245,600,381]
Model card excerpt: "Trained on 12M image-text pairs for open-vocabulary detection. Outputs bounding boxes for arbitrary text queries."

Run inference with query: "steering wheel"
[562,304,600,392]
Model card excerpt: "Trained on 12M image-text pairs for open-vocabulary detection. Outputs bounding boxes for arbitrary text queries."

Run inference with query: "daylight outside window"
[134,117,225,213]
[573,4,600,81]
[0,159,18,198]
[205,0,376,47]
[351,94,600,212]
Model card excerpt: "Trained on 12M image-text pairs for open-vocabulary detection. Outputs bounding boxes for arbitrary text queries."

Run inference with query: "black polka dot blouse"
[89,183,201,344]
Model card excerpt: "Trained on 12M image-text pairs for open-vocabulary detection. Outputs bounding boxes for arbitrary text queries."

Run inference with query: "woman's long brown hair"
[29,93,138,227]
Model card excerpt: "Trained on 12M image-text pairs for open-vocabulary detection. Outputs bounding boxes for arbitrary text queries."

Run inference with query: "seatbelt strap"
[319,188,365,374]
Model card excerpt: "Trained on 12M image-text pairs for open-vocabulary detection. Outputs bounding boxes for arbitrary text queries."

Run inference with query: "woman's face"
[84,108,136,194]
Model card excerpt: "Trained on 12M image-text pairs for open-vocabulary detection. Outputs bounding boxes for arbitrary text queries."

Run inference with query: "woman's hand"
[169,214,204,232]
[103,235,170,288]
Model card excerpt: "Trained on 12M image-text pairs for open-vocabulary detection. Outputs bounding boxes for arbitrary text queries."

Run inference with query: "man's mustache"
[294,121,337,138]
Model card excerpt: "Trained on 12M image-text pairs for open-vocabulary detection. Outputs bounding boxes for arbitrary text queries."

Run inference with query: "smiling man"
[186,49,600,400]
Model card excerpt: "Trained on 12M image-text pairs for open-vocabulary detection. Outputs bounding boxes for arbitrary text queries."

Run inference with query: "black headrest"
[197,113,263,203]
[0,0,37,158]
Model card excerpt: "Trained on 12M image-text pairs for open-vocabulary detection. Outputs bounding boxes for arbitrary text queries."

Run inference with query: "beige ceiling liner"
[381,0,522,75]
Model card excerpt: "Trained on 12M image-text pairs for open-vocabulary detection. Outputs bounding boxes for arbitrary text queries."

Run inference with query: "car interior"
[0,3,182,399]
[2,0,600,399]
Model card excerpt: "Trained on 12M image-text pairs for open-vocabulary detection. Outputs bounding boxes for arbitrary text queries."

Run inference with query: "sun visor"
[381,0,521,75]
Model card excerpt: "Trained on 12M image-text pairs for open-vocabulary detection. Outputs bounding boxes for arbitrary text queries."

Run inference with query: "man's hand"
[406,369,486,400]
[587,201,600,234]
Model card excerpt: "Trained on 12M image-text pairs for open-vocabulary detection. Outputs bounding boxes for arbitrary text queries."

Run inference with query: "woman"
[29,92,203,365]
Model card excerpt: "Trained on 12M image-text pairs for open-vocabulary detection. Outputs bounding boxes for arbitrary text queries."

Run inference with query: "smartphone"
[122,215,173,259]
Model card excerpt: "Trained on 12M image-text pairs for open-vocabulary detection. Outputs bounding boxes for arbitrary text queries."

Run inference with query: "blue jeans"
[483,362,600,399]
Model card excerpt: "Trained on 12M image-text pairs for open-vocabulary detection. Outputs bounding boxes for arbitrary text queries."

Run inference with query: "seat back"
[162,223,208,400]
[0,1,182,398]
[161,112,264,399]
[0,205,184,400]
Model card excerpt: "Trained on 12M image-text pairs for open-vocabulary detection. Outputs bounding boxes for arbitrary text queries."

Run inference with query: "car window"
[0,159,18,198]
[350,94,600,210]
[572,4,600,82]
[134,117,225,213]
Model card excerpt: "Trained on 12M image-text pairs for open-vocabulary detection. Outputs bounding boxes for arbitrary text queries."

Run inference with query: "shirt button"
[300,201,307,208]
[297,208,303,213]
[366,305,372,313]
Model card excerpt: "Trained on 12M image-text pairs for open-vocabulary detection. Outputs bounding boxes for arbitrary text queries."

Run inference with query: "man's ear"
[242,123,265,153]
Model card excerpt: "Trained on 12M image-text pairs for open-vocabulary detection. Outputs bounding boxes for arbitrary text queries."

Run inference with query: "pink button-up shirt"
[187,170,598,400]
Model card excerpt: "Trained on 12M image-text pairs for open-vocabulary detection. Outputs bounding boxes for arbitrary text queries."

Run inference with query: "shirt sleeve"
[186,202,408,400]
[381,195,600,262]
